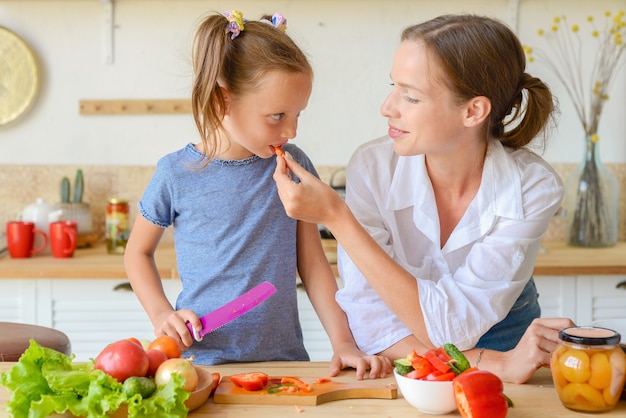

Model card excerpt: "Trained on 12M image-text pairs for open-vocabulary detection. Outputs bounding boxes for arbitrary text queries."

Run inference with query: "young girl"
[274,14,575,384]
[124,10,389,379]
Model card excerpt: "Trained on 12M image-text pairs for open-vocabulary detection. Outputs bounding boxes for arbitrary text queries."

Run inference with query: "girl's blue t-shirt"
[138,143,316,364]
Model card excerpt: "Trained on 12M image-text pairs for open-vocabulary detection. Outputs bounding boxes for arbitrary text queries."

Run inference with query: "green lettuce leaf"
[1,339,190,418]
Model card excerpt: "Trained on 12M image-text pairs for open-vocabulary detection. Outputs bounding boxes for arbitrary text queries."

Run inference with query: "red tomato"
[94,339,149,382]
[126,337,143,347]
[230,372,269,391]
[149,335,182,359]
[145,348,168,377]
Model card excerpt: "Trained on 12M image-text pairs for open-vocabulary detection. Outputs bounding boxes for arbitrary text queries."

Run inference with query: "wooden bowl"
[107,366,214,417]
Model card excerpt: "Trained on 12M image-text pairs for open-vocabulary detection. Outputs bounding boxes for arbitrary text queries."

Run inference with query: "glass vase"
[563,135,619,247]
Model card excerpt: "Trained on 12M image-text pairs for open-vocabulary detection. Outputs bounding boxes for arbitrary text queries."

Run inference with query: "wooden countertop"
[534,241,626,275]
[0,361,624,417]
[1,241,625,279]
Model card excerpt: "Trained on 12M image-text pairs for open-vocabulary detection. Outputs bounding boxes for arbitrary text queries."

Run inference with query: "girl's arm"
[124,215,198,349]
[296,219,392,379]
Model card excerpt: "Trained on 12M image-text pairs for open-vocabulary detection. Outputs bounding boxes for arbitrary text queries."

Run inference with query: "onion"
[154,358,199,392]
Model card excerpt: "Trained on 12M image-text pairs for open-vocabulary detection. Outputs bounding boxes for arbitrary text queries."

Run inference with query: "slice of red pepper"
[230,372,269,391]
[453,369,509,418]
[425,349,452,374]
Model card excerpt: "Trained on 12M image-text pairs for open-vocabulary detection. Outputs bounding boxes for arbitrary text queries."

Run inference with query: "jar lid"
[108,198,128,204]
[559,326,621,345]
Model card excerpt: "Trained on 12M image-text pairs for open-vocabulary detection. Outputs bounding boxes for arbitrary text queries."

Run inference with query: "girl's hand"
[153,308,201,350]
[273,152,345,227]
[328,342,393,380]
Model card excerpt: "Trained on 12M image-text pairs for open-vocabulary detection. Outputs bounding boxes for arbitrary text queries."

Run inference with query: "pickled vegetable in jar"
[551,326,626,412]
[105,198,130,254]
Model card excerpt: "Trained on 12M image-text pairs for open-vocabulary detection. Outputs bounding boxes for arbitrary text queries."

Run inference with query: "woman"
[273,14,575,383]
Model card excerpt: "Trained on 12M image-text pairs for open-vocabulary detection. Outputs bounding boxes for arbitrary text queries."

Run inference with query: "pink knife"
[186,281,277,342]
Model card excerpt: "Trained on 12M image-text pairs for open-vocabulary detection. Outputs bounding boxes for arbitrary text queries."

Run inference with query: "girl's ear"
[463,96,491,127]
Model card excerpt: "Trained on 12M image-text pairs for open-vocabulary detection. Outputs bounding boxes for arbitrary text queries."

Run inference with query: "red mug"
[6,221,48,258]
[49,220,78,258]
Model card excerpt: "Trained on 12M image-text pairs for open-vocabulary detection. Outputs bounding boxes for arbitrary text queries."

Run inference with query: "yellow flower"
[591,134,600,143]
[526,12,626,138]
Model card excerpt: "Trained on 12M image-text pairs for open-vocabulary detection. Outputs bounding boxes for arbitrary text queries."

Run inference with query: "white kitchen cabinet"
[534,275,626,326]
[534,276,578,320]
[576,275,626,325]
[44,279,182,361]
[0,279,37,324]
[0,278,181,362]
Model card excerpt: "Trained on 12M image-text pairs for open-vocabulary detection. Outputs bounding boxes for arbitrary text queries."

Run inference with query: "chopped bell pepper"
[453,369,510,418]
[230,372,269,391]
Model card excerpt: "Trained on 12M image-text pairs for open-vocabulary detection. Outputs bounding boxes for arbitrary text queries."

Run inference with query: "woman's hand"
[273,153,345,227]
[491,317,576,384]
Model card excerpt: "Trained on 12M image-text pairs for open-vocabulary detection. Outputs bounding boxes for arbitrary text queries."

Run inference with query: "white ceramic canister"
[20,198,53,254]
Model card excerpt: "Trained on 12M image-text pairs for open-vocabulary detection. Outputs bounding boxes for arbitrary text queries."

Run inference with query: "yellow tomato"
[560,382,606,411]
[558,349,591,383]
[588,351,612,389]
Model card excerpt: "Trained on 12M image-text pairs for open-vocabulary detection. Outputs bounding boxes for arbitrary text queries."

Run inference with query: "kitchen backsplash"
[1,163,625,245]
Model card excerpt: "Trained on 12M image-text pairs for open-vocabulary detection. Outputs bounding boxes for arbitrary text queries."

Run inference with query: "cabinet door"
[49,279,182,361]
[533,276,577,322]
[0,279,37,324]
[576,275,626,325]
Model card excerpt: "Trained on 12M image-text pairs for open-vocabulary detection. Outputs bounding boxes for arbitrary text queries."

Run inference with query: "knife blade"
[187,281,277,342]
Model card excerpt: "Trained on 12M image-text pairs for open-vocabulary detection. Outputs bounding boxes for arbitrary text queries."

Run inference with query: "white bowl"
[393,368,457,415]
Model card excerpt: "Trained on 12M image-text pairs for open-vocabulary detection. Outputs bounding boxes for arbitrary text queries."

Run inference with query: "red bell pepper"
[425,349,452,374]
[230,372,269,391]
[453,369,510,418]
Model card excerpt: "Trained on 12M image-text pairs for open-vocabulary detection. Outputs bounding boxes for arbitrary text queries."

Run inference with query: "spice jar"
[551,326,626,412]
[105,198,129,254]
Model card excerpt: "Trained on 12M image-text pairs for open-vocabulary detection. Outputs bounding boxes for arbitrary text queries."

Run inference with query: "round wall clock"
[0,26,39,126]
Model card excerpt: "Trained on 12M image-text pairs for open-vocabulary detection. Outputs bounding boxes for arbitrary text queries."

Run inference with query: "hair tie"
[271,13,288,32]
[223,10,246,39]
[260,13,288,32]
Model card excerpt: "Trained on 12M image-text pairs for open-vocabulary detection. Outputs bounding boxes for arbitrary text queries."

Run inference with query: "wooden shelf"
[79,99,191,115]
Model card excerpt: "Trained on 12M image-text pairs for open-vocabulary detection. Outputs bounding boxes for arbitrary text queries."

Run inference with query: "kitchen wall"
[2,0,626,240]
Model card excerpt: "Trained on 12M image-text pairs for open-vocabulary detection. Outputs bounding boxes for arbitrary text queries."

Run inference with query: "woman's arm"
[275,154,433,349]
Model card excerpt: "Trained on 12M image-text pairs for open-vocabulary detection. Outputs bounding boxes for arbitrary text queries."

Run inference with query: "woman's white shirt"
[335,136,563,353]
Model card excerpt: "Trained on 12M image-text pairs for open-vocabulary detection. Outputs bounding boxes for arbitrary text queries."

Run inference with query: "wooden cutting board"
[214,376,397,406]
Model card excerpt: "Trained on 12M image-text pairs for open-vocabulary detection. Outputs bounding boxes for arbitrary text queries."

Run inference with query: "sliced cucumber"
[443,343,471,374]
[393,358,414,375]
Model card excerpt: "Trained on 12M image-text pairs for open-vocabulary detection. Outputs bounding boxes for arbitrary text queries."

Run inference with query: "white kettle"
[20,198,55,254]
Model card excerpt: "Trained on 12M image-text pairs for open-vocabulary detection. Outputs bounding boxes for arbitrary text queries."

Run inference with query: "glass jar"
[105,198,129,254]
[551,326,626,412]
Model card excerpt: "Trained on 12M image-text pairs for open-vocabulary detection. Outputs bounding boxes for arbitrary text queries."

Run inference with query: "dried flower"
[524,11,626,139]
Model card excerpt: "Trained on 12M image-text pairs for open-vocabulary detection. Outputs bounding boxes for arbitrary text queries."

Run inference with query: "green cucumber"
[443,343,471,374]
[393,358,414,375]
[122,376,157,398]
